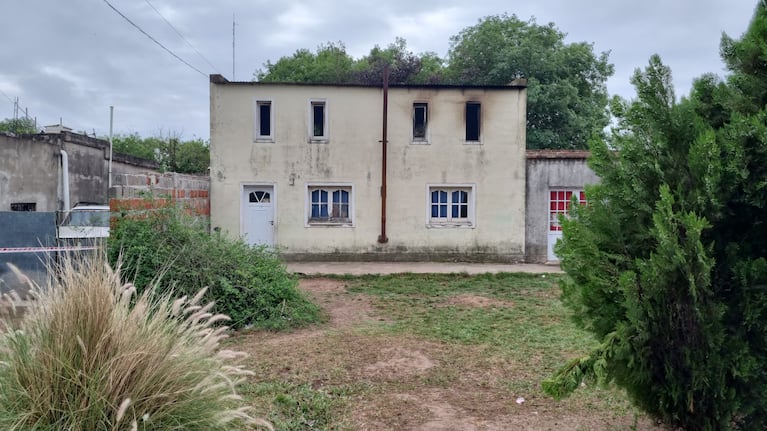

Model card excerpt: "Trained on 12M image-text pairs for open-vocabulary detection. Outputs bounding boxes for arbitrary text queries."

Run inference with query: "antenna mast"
[232,13,236,80]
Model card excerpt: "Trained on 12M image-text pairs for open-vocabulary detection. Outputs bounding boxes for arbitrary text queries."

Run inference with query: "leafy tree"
[255,42,354,83]
[544,4,767,429]
[111,132,209,174]
[351,38,445,85]
[172,138,210,174]
[446,14,614,149]
[111,132,161,161]
[256,38,444,85]
[256,17,611,149]
[0,117,36,134]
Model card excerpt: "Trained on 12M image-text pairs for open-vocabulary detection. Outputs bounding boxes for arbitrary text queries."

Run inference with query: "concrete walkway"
[285,261,562,276]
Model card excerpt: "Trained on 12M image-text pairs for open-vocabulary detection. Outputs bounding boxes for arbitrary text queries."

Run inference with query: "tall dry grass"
[0,254,272,431]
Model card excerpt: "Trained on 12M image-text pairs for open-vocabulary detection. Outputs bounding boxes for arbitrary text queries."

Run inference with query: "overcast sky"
[0,0,758,141]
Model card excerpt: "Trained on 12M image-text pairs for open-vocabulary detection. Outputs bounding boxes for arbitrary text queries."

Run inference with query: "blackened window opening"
[413,103,427,139]
[465,102,481,141]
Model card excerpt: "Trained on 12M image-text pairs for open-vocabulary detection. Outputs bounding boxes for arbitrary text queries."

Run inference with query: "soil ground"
[235,277,663,431]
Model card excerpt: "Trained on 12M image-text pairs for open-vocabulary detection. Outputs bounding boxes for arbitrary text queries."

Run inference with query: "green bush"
[0,254,272,430]
[107,204,320,330]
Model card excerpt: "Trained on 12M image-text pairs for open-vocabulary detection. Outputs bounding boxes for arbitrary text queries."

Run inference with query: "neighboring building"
[210,75,528,262]
[525,150,599,263]
[0,127,159,212]
[0,128,160,294]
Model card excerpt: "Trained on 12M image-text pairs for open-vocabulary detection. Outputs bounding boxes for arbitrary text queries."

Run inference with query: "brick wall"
[109,172,210,219]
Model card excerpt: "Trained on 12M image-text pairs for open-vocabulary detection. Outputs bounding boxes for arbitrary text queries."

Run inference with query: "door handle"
[270,221,274,226]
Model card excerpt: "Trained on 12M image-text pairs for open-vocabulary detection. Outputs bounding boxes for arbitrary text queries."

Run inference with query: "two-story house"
[209,75,528,262]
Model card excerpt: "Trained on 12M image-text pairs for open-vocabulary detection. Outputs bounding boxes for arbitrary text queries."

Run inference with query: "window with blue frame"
[308,186,351,224]
[429,186,473,226]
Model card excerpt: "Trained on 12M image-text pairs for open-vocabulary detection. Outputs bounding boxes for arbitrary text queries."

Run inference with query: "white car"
[57,205,111,240]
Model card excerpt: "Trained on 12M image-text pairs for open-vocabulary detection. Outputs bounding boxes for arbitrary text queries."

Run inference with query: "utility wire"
[0,90,35,121]
[0,88,14,105]
[143,0,220,73]
[101,0,207,77]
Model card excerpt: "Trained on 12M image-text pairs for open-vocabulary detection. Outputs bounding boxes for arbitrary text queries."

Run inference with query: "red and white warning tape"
[0,246,99,254]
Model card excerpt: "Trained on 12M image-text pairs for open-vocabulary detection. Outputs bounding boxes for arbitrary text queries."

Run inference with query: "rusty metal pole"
[378,66,389,244]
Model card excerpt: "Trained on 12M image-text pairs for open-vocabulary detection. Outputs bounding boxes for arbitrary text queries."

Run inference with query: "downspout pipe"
[60,150,70,212]
[108,106,114,188]
[378,66,389,244]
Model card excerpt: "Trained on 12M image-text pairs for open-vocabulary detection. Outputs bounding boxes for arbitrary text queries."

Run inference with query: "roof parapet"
[210,74,229,84]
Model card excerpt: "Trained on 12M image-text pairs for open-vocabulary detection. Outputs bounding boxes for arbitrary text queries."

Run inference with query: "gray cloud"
[0,0,757,140]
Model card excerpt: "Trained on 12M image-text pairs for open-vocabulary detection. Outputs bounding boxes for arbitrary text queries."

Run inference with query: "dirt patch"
[245,278,381,346]
[440,294,513,309]
[352,387,657,431]
[301,278,381,328]
[233,277,661,431]
[363,346,436,378]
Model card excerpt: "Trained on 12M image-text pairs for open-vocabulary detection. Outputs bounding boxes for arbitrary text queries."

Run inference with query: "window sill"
[254,138,275,143]
[308,138,329,144]
[306,222,354,228]
[410,140,430,145]
[463,140,482,145]
[427,222,475,229]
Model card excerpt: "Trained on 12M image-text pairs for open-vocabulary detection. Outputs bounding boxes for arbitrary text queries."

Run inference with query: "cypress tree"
[544,4,767,429]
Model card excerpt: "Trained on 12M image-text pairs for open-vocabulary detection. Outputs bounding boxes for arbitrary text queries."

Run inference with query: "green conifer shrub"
[544,4,767,429]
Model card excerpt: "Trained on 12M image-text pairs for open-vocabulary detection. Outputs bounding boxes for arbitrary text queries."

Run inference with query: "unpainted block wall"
[109,172,210,219]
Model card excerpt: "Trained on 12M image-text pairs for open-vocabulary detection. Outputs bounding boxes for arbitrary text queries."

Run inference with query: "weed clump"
[0,255,272,431]
[108,204,320,329]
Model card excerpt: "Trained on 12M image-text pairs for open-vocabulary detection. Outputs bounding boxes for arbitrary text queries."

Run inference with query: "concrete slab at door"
[242,186,274,246]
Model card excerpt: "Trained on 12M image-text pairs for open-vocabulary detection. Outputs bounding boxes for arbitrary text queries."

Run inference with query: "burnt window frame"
[465,101,481,142]
[412,102,428,143]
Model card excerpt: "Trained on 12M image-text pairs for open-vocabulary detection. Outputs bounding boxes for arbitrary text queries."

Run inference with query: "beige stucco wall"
[210,80,527,262]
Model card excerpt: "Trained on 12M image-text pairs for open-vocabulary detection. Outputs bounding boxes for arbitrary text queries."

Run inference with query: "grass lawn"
[230,273,658,430]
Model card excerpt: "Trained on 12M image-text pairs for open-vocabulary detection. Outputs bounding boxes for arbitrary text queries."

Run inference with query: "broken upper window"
[413,102,428,142]
[465,102,481,142]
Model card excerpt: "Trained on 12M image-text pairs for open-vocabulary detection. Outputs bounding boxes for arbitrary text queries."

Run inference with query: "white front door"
[547,190,586,262]
[547,230,562,262]
[242,186,274,246]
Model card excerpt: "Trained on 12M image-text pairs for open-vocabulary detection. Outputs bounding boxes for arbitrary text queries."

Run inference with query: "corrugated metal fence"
[0,212,57,296]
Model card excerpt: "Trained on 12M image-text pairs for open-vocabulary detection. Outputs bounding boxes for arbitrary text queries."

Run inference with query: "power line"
[0,91,35,122]
[101,0,207,77]
[0,88,14,105]
[143,0,219,73]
